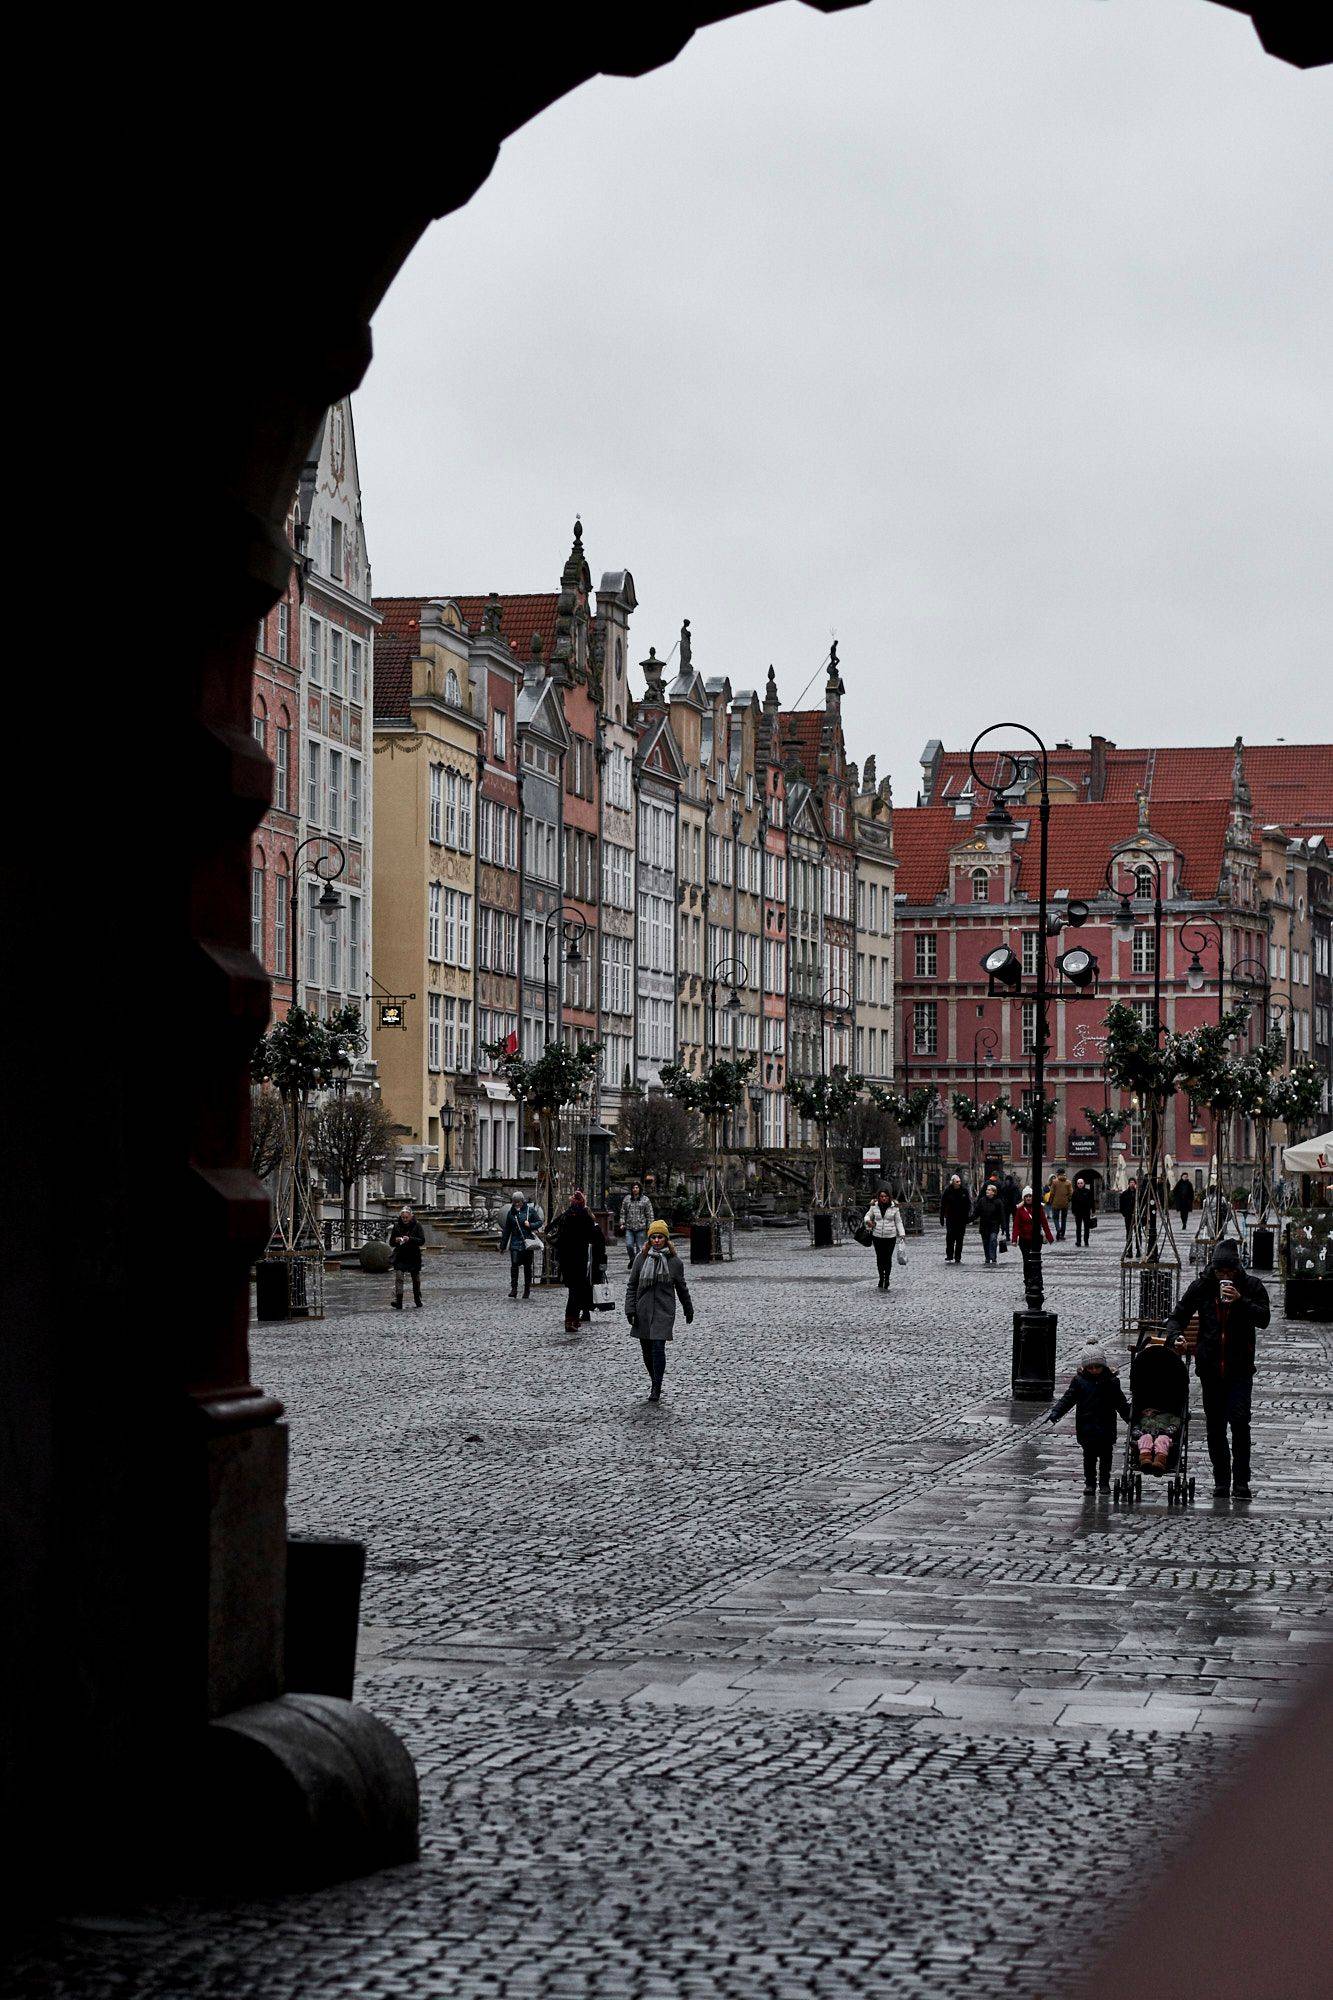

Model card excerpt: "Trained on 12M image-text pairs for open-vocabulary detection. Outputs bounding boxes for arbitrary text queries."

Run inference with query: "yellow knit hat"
[647,1219,669,1240]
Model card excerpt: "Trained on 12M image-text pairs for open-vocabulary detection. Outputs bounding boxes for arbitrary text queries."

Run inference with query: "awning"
[1283,1131,1333,1175]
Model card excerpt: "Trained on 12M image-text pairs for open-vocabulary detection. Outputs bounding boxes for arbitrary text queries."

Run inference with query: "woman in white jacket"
[863,1189,907,1291]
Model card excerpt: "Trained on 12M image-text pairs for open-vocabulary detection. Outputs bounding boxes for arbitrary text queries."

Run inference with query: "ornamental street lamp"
[541,905,589,1047]
[707,955,749,1068]
[441,1100,454,1175]
[1104,848,1177,1043]
[969,724,1058,1399]
[290,835,346,1006]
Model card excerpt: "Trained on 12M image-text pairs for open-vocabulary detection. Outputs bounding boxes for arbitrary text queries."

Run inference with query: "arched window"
[252,696,267,750]
[971,868,990,903]
[251,849,266,959]
[445,668,461,706]
[1134,865,1154,900]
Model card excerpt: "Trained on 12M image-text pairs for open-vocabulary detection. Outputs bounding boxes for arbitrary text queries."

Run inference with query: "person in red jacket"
[1011,1183,1053,1299]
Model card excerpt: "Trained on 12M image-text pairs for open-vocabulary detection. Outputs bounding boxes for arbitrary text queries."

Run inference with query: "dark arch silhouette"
[6,0,1327,1920]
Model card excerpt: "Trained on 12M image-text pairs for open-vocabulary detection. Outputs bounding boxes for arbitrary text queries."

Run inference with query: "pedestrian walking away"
[618,1181,654,1271]
[973,1179,1005,1265]
[939,1174,972,1263]
[1048,1169,1072,1240]
[389,1204,426,1309]
[1046,1342,1131,1490]
[498,1189,543,1298]
[1011,1185,1053,1300]
[1172,1173,1195,1234]
[863,1188,906,1290]
[1164,1238,1270,1498]
[555,1189,608,1332]
[625,1217,693,1402]
[1070,1175,1096,1247]
[1001,1174,1021,1228]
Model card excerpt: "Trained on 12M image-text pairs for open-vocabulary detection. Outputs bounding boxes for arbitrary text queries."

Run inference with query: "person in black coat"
[1047,1342,1131,1490]
[389,1205,426,1308]
[1119,1176,1138,1247]
[1172,1174,1196,1233]
[554,1189,607,1331]
[1164,1239,1270,1497]
[939,1175,972,1263]
[1070,1175,1096,1247]
[973,1181,1006,1266]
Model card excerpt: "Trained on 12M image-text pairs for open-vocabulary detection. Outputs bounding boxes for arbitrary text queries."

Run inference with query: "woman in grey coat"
[625,1218,693,1402]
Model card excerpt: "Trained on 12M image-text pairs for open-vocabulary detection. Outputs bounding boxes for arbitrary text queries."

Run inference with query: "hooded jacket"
[1048,1366,1131,1444]
[1165,1260,1270,1379]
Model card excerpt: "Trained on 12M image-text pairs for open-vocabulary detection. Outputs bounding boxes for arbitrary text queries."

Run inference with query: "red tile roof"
[929,742,1332,835]
[778,710,826,785]
[894,799,1234,906]
[372,592,561,724]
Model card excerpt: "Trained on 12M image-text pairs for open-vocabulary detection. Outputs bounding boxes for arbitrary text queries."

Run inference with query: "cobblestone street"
[13,1222,1333,1999]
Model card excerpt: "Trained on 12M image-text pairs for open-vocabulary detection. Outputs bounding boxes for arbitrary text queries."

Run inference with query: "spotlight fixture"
[981,944,1023,992]
[1057,946,1098,990]
[1065,899,1090,928]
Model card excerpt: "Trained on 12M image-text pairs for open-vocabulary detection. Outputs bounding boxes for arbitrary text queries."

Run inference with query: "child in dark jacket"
[1047,1342,1131,1490]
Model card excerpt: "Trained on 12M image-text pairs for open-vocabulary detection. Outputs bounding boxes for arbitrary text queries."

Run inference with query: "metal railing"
[321,1216,394,1254]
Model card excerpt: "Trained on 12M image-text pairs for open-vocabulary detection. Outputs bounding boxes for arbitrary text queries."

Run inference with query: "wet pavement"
[10,1220,1332,1998]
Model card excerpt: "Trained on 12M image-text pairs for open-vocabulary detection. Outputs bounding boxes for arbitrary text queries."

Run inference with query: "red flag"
[505,1028,519,1054]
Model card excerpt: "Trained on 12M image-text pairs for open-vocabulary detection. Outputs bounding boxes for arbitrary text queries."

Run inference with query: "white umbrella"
[1282,1131,1333,1176]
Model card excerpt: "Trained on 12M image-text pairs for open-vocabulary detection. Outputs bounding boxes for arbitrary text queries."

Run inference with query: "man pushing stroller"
[1163,1238,1269,1499]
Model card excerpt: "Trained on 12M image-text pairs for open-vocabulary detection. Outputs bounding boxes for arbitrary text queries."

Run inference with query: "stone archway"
[9,0,1326,1908]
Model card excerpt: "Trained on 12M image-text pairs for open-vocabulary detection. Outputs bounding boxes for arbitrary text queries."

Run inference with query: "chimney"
[524,631,544,691]
[1089,734,1110,802]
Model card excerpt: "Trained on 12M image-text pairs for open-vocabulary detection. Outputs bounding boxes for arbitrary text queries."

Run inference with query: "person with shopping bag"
[626,1218,693,1402]
[498,1189,543,1299]
[861,1188,906,1291]
[554,1189,607,1332]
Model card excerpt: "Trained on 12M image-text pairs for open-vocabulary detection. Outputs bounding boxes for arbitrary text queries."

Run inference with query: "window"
[428,993,441,1071]
[277,601,290,664]
[1021,1000,1037,1055]
[329,628,344,695]
[913,1001,937,1056]
[348,895,361,997]
[251,863,264,958]
[274,873,289,976]
[458,893,472,969]
[325,903,341,995]
[442,888,457,965]
[445,768,459,847]
[428,883,442,962]
[1132,1000,1155,1034]
[1022,931,1039,979]
[274,722,289,812]
[349,637,362,703]
[971,868,989,903]
[445,668,461,706]
[330,517,344,581]
[307,617,323,683]
[327,750,342,833]
[493,708,507,762]
[348,758,362,839]
[441,996,458,1072]
[307,743,321,826]
[459,776,473,853]
[429,764,443,844]
[914,934,938,978]
[1132,929,1156,975]
[1134,866,1154,900]
[252,709,266,749]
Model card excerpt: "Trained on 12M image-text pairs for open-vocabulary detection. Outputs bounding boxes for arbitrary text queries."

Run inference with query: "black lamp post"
[441,1100,454,1175]
[817,984,851,1081]
[541,905,589,1047]
[290,835,345,1005]
[1179,919,1229,1224]
[972,1024,998,1182]
[969,725,1061,1399]
[707,954,748,1067]
[748,1079,764,1151]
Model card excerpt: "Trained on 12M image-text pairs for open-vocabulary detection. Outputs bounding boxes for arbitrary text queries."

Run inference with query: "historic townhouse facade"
[250,499,302,1018]
[781,649,855,1080]
[594,571,640,1118]
[852,757,896,1084]
[664,634,710,1074]
[296,399,375,1034]
[516,646,569,1062]
[372,599,482,1185]
[633,674,685,1091]
[758,669,789,1149]
[463,596,523,1186]
[727,686,765,1145]
[548,526,601,1059]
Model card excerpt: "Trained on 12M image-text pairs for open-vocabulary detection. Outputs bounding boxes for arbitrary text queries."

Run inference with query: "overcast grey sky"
[358,0,1330,803]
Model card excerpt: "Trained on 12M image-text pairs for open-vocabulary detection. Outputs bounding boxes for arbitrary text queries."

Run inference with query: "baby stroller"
[1113,1332,1195,1508]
